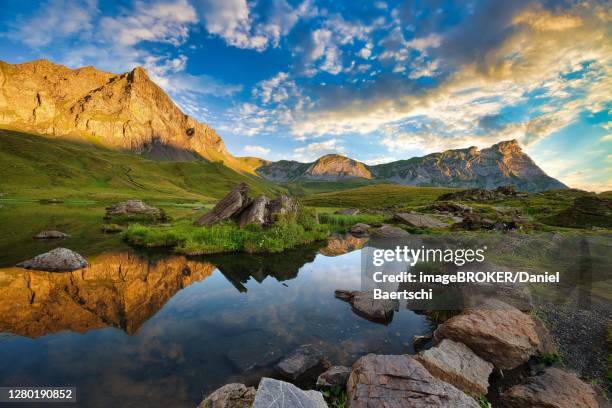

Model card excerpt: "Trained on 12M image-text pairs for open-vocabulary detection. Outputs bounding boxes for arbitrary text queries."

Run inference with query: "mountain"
[0,59,250,172]
[257,140,567,192]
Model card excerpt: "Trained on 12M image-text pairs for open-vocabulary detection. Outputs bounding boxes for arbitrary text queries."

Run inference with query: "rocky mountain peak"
[305,154,374,180]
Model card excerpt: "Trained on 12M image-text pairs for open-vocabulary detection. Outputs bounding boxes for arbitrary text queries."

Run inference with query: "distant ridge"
[257,140,567,192]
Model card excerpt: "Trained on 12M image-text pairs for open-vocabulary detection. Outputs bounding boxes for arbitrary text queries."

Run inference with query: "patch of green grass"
[317,212,386,229]
[124,210,330,255]
[537,352,564,365]
[0,129,284,201]
[322,385,347,408]
[302,184,458,208]
[476,395,492,408]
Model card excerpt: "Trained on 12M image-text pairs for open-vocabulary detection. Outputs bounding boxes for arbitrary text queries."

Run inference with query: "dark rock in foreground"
[501,367,599,408]
[349,223,370,237]
[347,354,479,407]
[33,230,70,239]
[543,195,612,229]
[276,344,326,381]
[252,377,327,408]
[198,383,256,408]
[316,366,351,389]
[16,248,87,272]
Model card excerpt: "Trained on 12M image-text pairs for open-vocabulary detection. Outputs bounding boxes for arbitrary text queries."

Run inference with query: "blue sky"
[0,0,610,190]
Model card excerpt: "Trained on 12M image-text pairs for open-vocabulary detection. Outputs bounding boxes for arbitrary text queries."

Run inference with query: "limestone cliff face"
[0,59,241,165]
[0,252,215,337]
[258,140,567,192]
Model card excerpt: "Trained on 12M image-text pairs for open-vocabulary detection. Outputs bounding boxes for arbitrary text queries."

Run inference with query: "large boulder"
[197,383,256,408]
[276,344,326,381]
[266,195,300,220]
[434,300,540,369]
[196,183,251,226]
[238,195,269,227]
[501,368,599,408]
[33,230,70,239]
[16,248,87,272]
[105,199,165,220]
[415,339,493,396]
[346,354,479,407]
[252,378,327,408]
[316,366,351,389]
[393,212,447,228]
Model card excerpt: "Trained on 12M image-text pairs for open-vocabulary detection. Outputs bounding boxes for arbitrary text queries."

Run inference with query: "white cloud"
[6,0,97,47]
[293,138,345,161]
[253,72,298,104]
[100,0,197,46]
[243,145,271,156]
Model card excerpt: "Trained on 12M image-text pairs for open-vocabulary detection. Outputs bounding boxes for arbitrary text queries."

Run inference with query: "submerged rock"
[393,212,447,228]
[335,208,360,215]
[252,378,327,408]
[276,344,326,381]
[33,230,70,239]
[16,248,87,272]
[416,339,493,396]
[350,291,398,324]
[434,300,540,369]
[501,368,599,408]
[198,383,256,408]
[316,366,351,389]
[346,354,479,407]
[196,183,251,226]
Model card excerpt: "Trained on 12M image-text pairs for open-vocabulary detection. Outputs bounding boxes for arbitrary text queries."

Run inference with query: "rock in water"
[198,383,256,408]
[238,195,269,227]
[16,248,87,272]
[371,225,410,238]
[196,183,251,226]
[335,208,360,215]
[252,378,327,408]
[434,300,540,369]
[276,344,325,381]
[394,212,447,228]
[349,223,370,237]
[350,291,398,324]
[33,230,70,239]
[415,339,493,396]
[347,354,479,407]
[316,366,351,389]
[501,368,599,408]
[105,199,165,220]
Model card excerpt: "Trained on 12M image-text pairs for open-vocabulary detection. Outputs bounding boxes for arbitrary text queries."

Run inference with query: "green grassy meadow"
[0,129,283,202]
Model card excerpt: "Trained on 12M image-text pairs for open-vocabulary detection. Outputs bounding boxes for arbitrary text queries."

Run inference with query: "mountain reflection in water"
[0,238,428,408]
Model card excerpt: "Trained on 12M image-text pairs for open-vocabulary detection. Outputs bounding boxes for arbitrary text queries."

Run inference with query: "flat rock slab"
[347,354,479,407]
[276,344,325,381]
[198,383,256,408]
[33,230,70,239]
[335,208,360,215]
[350,291,398,324]
[394,212,448,228]
[371,225,410,238]
[16,248,87,272]
[252,378,327,408]
[105,199,162,216]
[416,339,493,396]
[197,183,250,226]
[316,365,351,389]
[501,368,599,408]
[434,300,540,369]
